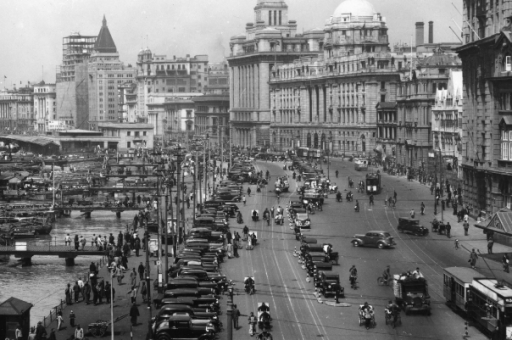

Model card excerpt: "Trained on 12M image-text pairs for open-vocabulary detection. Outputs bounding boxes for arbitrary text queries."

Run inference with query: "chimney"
[428,21,434,44]
[415,22,425,47]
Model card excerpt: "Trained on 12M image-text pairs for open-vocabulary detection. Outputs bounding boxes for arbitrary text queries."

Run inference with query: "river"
[0,210,136,325]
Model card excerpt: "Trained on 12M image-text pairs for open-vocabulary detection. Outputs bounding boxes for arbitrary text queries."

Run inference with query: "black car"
[397,218,429,236]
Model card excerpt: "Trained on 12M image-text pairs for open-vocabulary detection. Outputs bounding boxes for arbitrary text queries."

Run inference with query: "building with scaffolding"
[55,16,135,130]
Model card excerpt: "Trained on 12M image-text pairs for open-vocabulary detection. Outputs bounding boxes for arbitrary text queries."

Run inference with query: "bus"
[307,148,324,159]
[296,147,309,158]
[365,173,381,194]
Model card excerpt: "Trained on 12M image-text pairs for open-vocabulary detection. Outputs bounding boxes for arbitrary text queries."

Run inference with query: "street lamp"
[327,136,332,180]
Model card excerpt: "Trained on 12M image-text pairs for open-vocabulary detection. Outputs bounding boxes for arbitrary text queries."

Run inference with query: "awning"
[499,116,512,127]
[474,209,512,236]
[9,177,21,183]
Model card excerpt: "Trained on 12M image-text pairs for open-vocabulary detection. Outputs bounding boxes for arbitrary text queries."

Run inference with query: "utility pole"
[181,165,186,239]
[144,209,152,339]
[175,148,182,259]
[163,167,169,284]
[156,152,162,291]
[229,126,232,170]
[193,151,197,224]
[220,128,223,183]
[204,139,208,202]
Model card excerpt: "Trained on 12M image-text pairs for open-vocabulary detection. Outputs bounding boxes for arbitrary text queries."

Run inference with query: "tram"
[307,148,324,159]
[443,266,512,339]
[296,147,309,158]
[365,173,381,195]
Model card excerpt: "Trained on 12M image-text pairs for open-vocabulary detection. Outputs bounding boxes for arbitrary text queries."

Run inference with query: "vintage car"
[351,230,396,249]
[320,272,343,297]
[288,200,303,209]
[294,212,311,229]
[153,304,217,321]
[152,315,215,340]
[397,218,429,236]
[394,274,431,315]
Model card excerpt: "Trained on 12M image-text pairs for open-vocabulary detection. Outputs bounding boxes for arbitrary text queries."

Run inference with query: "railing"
[39,256,108,328]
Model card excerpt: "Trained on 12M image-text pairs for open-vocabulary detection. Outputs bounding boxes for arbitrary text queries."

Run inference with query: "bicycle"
[377,277,390,286]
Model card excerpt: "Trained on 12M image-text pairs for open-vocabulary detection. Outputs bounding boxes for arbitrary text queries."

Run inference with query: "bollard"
[226,304,233,340]
[463,321,469,339]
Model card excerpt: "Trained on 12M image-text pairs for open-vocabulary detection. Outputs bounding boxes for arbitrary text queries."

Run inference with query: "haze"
[0,0,462,85]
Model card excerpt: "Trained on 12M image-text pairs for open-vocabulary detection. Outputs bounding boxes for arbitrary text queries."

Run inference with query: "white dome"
[333,0,376,17]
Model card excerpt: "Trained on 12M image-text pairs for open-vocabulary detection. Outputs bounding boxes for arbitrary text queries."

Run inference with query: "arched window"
[314,133,319,148]
[306,133,311,148]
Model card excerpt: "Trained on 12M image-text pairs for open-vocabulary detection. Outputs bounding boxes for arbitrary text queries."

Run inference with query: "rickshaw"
[359,305,376,329]
[274,213,284,225]
[257,302,272,330]
[251,210,260,221]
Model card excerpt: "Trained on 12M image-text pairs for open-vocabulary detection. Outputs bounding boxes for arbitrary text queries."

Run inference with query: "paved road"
[221,159,490,340]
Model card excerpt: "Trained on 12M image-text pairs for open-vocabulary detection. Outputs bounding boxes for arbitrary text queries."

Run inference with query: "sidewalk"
[352,163,512,267]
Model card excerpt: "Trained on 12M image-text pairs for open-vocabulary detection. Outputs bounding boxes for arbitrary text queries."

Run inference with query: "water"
[0,210,136,325]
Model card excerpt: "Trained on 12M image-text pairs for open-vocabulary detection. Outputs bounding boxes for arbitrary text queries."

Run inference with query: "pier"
[0,244,106,266]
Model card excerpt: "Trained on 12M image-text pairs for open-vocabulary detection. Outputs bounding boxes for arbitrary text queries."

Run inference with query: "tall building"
[118,81,138,123]
[269,0,399,154]
[431,69,463,187]
[228,0,321,147]
[56,33,96,128]
[136,52,209,123]
[56,17,135,130]
[395,52,461,171]
[33,82,56,132]
[456,0,512,216]
[87,16,135,129]
[194,61,230,144]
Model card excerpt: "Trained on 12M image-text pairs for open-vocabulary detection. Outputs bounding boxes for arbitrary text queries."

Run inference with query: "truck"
[393,274,431,315]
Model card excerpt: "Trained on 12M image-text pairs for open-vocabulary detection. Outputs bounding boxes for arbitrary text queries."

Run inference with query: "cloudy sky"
[0,0,463,86]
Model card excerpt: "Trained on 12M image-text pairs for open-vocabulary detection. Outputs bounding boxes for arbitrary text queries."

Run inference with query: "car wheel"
[378,243,384,249]
[157,333,172,340]
[353,241,360,247]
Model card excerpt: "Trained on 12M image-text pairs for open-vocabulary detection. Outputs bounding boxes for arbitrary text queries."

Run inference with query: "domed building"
[268,0,400,156]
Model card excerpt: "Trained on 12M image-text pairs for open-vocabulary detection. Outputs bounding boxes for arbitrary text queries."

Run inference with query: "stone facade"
[268,0,399,155]
[33,82,56,132]
[228,0,321,148]
[457,0,512,215]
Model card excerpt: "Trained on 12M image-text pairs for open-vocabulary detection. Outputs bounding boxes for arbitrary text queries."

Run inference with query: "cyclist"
[382,265,391,285]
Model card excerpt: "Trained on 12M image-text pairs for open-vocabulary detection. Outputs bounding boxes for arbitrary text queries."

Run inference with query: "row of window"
[501,130,512,161]
[126,131,147,137]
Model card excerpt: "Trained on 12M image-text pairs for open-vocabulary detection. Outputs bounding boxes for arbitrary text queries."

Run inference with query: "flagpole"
[410,35,413,80]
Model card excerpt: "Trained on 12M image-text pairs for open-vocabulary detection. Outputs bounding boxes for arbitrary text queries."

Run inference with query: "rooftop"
[98,123,153,129]
[94,16,117,53]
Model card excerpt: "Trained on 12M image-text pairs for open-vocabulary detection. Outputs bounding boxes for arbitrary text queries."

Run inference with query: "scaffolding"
[57,33,96,83]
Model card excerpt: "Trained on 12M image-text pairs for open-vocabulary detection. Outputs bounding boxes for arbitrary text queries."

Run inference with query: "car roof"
[160,304,194,311]
[367,230,389,233]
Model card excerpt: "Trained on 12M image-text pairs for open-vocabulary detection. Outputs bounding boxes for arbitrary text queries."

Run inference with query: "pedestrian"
[74,234,79,251]
[335,170,339,178]
[27,327,36,340]
[454,239,459,250]
[233,239,239,258]
[90,261,97,275]
[138,262,145,281]
[232,304,241,329]
[91,234,96,247]
[15,324,22,340]
[74,325,84,340]
[80,236,86,250]
[503,254,510,273]
[117,231,123,248]
[65,283,72,305]
[141,281,148,302]
[105,281,112,303]
[84,281,91,305]
[129,284,138,304]
[77,277,84,300]
[73,281,80,303]
[334,284,341,304]
[35,322,46,340]
[130,302,140,326]
[420,202,425,215]
[69,310,76,327]
[47,328,56,340]
[446,222,451,238]
[242,195,246,206]
[393,190,397,203]
[57,311,64,330]
[130,268,137,287]
[488,238,494,254]
[463,221,469,236]
[469,249,478,269]
[134,236,141,257]
[65,234,71,246]
[369,194,374,206]
[410,209,415,219]
[270,207,275,218]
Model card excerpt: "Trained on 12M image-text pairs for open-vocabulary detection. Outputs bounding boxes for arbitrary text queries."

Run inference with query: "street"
[221,158,491,340]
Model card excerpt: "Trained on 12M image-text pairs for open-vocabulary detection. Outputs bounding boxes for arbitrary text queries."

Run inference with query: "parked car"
[320,272,342,297]
[397,217,429,236]
[351,230,396,249]
[152,315,215,340]
[294,213,311,229]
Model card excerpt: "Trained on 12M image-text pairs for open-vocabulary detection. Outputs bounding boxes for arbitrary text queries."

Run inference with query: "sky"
[0,0,463,86]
